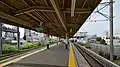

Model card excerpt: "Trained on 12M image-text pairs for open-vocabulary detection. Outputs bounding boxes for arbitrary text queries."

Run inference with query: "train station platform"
[5,43,69,67]
[1,42,91,67]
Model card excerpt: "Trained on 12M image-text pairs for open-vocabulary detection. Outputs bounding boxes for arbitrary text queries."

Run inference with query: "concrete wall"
[91,43,120,57]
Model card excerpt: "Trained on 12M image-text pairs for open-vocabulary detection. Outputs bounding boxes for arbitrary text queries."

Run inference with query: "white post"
[17,27,20,49]
[65,33,68,49]
[46,34,49,49]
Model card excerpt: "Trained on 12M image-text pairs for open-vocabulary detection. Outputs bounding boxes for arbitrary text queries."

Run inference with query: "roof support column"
[0,22,2,54]
[57,37,60,45]
[65,33,69,49]
[17,27,20,49]
[45,34,50,49]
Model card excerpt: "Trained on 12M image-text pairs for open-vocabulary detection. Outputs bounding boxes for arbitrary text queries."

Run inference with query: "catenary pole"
[109,0,114,61]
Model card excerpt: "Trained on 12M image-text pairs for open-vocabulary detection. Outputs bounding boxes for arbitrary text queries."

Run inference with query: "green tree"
[96,37,102,41]
[96,37,107,45]
[100,39,107,45]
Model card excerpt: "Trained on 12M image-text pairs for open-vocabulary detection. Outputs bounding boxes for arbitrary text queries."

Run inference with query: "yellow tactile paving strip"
[68,43,76,67]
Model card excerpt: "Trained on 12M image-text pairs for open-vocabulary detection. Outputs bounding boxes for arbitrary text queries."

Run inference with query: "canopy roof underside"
[0,0,101,37]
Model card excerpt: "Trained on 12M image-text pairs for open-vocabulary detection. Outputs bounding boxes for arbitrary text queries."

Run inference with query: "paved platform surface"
[6,43,69,67]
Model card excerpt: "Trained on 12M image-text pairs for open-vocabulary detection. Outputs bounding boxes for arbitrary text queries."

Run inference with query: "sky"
[79,0,120,36]
[4,0,120,37]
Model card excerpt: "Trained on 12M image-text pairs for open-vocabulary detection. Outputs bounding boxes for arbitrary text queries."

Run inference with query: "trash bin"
[65,41,70,49]
[47,44,49,49]
[0,50,2,54]
[65,44,68,49]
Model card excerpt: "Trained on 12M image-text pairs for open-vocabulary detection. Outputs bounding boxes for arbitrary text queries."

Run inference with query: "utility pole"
[17,27,20,49]
[0,22,2,54]
[109,0,114,61]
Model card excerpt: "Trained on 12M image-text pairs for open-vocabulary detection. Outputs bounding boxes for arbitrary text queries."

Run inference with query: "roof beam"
[51,13,64,31]
[44,0,49,6]
[65,8,91,13]
[82,0,87,8]
[15,6,53,16]
[30,0,54,23]
[43,0,65,32]
[27,13,41,22]
[71,0,76,17]
[0,11,33,28]
[30,0,59,35]
[76,0,88,22]
[15,6,91,16]
[0,1,16,10]
[22,0,42,25]
[50,0,67,32]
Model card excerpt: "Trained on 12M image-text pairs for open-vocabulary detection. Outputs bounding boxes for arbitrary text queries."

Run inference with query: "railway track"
[75,44,105,67]
[0,52,19,61]
[0,46,44,64]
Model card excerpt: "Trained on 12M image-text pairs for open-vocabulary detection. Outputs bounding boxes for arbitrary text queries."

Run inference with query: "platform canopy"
[0,0,101,37]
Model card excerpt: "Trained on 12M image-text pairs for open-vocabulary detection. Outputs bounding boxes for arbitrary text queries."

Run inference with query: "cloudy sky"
[79,0,120,36]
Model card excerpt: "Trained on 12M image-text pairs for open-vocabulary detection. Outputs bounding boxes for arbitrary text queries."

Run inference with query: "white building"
[101,31,120,45]
[74,32,88,43]
[24,29,45,42]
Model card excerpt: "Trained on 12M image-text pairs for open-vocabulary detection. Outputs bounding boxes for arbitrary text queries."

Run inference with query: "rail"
[74,43,119,67]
